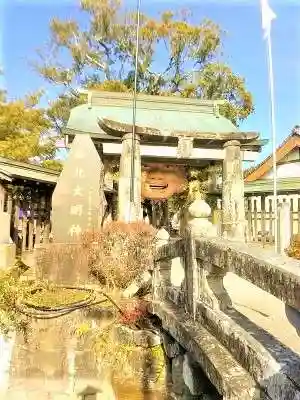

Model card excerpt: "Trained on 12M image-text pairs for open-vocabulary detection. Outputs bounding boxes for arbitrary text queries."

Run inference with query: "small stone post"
[277,202,292,254]
[184,197,217,238]
[118,132,142,222]
[183,227,198,318]
[222,140,245,241]
[212,199,222,237]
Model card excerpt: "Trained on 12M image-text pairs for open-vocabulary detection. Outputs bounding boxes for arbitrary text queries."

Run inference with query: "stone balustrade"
[152,197,300,399]
[194,237,300,311]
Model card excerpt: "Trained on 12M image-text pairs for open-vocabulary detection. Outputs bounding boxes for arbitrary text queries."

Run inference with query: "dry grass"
[82,221,157,289]
[36,221,157,290]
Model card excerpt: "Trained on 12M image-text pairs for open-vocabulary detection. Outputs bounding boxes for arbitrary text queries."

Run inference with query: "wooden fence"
[245,195,300,245]
[15,214,51,254]
[12,203,51,255]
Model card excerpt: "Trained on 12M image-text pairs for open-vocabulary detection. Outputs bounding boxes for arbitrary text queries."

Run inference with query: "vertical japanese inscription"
[87,188,93,229]
[52,134,105,242]
[67,166,85,239]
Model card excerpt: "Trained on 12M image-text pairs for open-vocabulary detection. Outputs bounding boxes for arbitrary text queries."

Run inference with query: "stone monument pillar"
[222,140,245,241]
[51,134,106,242]
[118,132,142,222]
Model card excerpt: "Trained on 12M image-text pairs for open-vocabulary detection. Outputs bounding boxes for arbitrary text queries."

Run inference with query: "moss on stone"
[25,287,90,308]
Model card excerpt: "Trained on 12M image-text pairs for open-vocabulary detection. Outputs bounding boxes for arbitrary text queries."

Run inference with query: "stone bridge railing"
[151,204,300,399]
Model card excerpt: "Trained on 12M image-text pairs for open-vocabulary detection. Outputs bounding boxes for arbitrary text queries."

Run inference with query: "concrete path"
[224,272,300,355]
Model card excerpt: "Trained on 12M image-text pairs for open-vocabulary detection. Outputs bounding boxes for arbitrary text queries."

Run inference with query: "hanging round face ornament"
[141,164,188,200]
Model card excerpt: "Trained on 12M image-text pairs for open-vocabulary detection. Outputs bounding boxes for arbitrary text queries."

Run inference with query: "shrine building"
[51,91,265,242]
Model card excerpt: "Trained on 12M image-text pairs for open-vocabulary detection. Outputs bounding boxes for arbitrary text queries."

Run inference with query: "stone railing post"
[212,209,222,237]
[153,228,170,301]
[118,132,142,222]
[183,228,198,318]
[212,198,223,237]
[277,202,292,254]
[185,198,232,312]
[182,198,217,318]
[222,140,245,241]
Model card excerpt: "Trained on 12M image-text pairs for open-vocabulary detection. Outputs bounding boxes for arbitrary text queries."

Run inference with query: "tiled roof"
[244,125,300,181]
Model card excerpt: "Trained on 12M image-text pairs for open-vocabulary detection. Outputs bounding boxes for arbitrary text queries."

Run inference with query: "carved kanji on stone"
[52,134,106,242]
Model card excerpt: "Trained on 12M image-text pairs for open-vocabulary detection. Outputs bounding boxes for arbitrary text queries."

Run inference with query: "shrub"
[118,298,149,326]
[286,236,300,260]
[0,269,29,335]
[81,221,157,289]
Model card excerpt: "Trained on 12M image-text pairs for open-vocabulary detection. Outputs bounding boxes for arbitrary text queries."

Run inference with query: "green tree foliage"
[46,92,86,136]
[45,80,129,135]
[37,0,254,127]
[41,159,64,172]
[0,262,30,335]
[0,92,56,162]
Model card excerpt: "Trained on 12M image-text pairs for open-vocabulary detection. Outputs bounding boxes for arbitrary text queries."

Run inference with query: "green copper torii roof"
[65,91,241,139]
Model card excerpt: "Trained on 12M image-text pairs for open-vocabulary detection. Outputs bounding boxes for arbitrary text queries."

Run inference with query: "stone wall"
[160,328,221,399]
[6,310,107,399]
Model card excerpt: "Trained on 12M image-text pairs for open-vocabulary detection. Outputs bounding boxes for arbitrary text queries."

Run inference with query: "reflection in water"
[113,380,170,400]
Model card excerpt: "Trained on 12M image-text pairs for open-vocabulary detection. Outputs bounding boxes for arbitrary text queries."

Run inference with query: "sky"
[0,0,299,164]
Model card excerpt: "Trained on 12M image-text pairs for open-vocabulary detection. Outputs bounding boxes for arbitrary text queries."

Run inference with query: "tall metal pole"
[261,0,277,251]
[266,29,278,251]
[129,0,142,211]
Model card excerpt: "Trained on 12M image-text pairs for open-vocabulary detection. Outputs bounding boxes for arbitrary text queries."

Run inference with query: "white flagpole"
[261,0,278,251]
[267,29,278,252]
